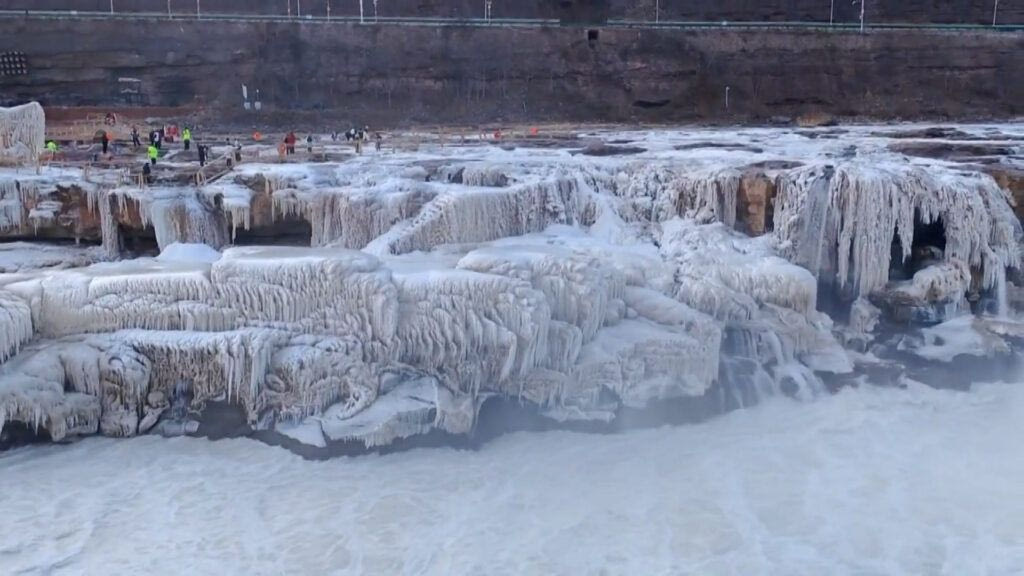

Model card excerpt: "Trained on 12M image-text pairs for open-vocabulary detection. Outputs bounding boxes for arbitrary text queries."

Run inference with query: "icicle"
[0,102,45,165]
[774,162,1022,296]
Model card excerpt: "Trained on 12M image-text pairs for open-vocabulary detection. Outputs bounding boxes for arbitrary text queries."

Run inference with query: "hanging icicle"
[0,102,45,166]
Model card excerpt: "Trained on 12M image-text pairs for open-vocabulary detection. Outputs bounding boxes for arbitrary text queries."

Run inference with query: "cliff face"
[7,0,1024,25]
[1,16,1022,125]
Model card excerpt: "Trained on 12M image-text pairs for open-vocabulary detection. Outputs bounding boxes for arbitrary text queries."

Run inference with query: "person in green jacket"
[45,140,57,153]
[183,127,192,151]
[148,144,159,165]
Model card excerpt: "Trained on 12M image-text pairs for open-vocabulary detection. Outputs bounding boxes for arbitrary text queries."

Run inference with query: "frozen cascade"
[660,218,848,399]
[0,290,32,362]
[306,185,436,248]
[0,178,24,231]
[0,102,45,165]
[6,128,1023,447]
[132,189,230,250]
[367,177,588,256]
[995,265,1010,318]
[774,162,1022,296]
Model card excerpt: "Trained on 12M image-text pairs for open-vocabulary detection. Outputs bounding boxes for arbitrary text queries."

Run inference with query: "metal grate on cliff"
[0,52,27,77]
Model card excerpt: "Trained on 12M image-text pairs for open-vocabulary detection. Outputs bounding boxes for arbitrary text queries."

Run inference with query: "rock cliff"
[0,17,1021,124]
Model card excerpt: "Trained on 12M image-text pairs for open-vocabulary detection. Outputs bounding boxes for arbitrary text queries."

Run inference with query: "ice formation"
[0,102,45,165]
[774,162,1022,296]
[2,124,1023,447]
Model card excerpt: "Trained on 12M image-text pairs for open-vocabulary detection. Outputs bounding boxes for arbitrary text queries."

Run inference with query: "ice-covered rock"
[775,162,1022,297]
[3,124,1023,447]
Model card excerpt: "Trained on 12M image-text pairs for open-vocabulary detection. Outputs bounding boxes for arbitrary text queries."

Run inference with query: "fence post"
[110,0,114,14]
[196,0,200,19]
[993,0,1000,26]
[830,0,834,25]
[860,0,865,32]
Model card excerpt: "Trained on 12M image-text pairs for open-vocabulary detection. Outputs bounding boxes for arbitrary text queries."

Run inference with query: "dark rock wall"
[7,0,1024,24]
[1,17,1021,125]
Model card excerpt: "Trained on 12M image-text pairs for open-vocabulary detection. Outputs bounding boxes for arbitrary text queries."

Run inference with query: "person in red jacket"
[284,131,297,155]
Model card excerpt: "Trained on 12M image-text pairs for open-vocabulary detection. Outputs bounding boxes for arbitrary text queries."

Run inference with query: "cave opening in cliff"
[889,210,947,281]
[118,224,159,256]
[233,219,312,247]
[0,421,52,450]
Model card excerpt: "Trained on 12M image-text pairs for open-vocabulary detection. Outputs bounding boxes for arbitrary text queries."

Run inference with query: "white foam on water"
[1,382,1023,575]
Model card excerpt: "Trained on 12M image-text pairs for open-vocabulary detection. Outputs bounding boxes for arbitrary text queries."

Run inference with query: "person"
[306,134,314,153]
[142,162,153,185]
[183,127,192,151]
[252,130,263,142]
[198,144,207,167]
[154,129,163,150]
[101,130,110,155]
[233,140,242,162]
[346,128,356,142]
[148,144,158,165]
[331,131,338,142]
[374,132,382,152]
[284,131,297,155]
[46,140,57,154]
[149,129,157,147]
[131,126,141,149]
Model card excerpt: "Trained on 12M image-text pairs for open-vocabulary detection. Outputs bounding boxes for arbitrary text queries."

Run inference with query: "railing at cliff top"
[2,10,1024,32]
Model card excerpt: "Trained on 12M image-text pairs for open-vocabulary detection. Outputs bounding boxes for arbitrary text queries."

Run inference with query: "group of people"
[141,125,195,166]
[331,127,383,151]
[280,128,383,157]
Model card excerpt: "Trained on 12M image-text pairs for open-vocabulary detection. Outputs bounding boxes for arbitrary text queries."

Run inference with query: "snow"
[157,242,222,264]
[0,242,104,273]
[912,316,1010,362]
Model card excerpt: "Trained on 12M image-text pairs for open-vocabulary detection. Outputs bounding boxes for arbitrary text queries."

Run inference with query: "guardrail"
[2,9,1023,32]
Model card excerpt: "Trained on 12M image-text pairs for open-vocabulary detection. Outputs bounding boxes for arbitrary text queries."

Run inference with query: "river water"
[1,381,1022,575]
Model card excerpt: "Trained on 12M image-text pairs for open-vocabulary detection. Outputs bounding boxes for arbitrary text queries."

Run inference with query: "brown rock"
[0,184,102,243]
[984,165,1024,222]
[796,112,837,128]
[736,170,776,237]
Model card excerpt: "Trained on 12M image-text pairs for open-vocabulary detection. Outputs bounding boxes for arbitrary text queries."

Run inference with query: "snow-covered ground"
[1,123,1023,447]
[1,380,1021,575]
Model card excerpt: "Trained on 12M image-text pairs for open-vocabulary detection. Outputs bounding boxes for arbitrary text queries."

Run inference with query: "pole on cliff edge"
[993,0,1000,25]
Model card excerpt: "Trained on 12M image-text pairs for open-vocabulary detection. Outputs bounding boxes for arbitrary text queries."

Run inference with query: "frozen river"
[2,381,1023,575]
